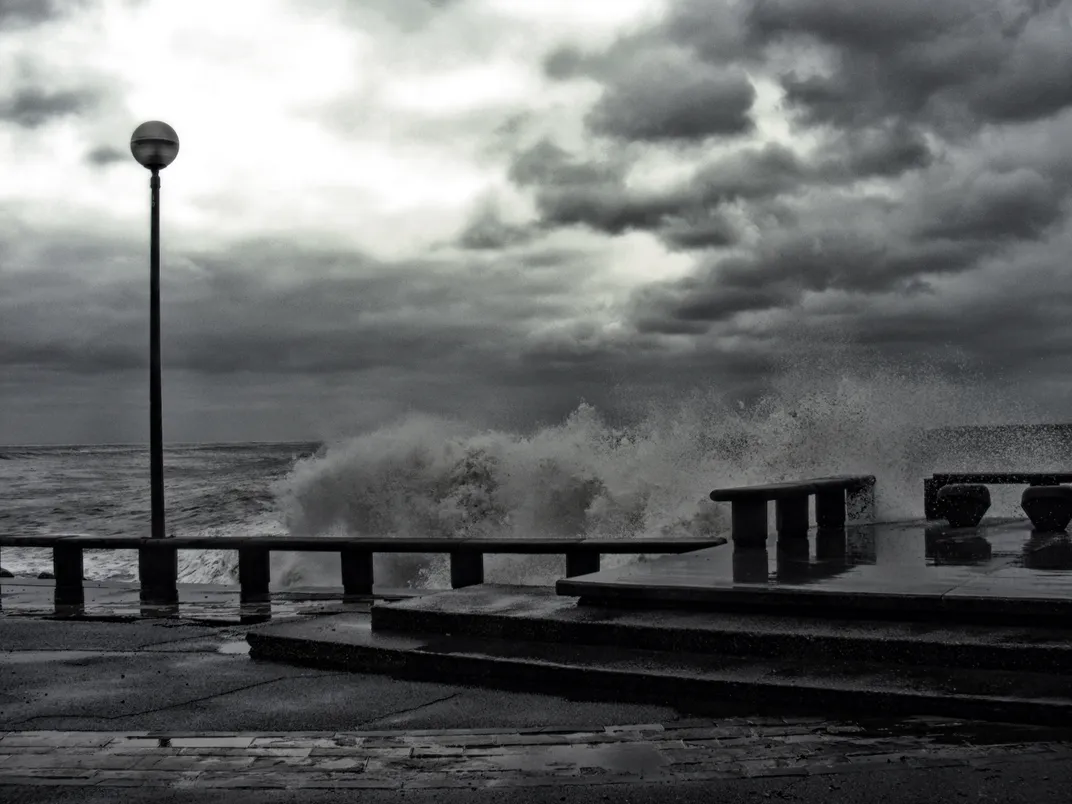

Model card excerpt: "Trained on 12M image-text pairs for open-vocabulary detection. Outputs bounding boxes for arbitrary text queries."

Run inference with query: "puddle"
[217,640,251,655]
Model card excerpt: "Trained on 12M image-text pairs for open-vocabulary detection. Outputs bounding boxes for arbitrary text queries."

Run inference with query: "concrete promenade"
[3,580,1072,800]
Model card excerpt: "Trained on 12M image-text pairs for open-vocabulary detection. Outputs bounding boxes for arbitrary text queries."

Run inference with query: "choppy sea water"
[2,368,1069,589]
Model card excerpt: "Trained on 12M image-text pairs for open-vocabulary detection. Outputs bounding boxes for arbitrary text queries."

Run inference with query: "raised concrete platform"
[246,603,1072,726]
[555,519,1072,624]
[369,584,1072,673]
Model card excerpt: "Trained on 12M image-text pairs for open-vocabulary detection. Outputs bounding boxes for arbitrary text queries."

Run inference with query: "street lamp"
[130,121,179,545]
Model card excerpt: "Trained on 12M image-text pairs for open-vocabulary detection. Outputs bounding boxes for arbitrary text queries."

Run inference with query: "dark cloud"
[632,271,799,333]
[658,211,739,250]
[914,167,1068,242]
[693,144,806,203]
[748,0,1072,129]
[542,45,589,81]
[0,231,583,377]
[586,53,755,141]
[0,87,94,128]
[626,131,1072,332]
[456,202,533,250]
[85,145,126,166]
[508,139,697,239]
[506,132,933,252]
[814,123,935,180]
[0,0,79,27]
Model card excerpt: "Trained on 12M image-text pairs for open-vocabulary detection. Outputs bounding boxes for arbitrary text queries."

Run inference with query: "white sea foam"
[268,354,1044,589]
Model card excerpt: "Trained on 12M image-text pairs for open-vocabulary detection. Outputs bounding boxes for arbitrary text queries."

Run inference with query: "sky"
[2,0,1072,445]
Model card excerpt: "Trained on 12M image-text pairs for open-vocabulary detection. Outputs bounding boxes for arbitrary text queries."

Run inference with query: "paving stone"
[245,757,314,770]
[411,746,467,758]
[0,775,98,786]
[170,737,255,748]
[363,746,414,759]
[251,737,338,748]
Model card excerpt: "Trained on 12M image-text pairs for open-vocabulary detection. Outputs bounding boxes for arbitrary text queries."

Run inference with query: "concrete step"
[369,585,1072,673]
[246,611,1072,726]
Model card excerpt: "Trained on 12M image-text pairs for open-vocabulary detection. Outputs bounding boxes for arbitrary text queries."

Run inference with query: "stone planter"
[1021,485,1072,532]
[936,484,991,528]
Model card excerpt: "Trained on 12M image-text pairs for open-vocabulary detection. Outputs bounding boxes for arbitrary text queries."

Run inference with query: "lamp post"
[130,121,179,607]
[130,121,179,542]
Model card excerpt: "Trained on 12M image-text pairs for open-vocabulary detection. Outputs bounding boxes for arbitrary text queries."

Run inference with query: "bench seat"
[710,475,876,546]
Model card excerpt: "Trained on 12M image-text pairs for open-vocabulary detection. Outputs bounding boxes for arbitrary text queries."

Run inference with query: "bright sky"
[1,0,672,258]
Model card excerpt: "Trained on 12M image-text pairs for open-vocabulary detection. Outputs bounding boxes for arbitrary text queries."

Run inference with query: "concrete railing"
[0,534,727,607]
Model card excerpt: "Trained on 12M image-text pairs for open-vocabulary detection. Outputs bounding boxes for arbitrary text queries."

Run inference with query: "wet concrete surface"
[7,766,1072,804]
[4,606,1072,798]
[2,719,1071,798]
[0,615,685,733]
[0,578,419,623]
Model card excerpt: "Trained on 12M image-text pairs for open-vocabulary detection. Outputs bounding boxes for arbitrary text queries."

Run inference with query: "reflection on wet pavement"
[0,578,392,623]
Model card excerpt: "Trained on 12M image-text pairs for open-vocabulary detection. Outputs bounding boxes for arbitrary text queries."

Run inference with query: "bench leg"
[732,547,768,584]
[54,544,84,611]
[775,495,809,538]
[731,500,769,547]
[341,548,374,598]
[566,551,600,578]
[815,489,846,528]
[139,544,178,605]
[451,553,484,589]
[239,547,271,605]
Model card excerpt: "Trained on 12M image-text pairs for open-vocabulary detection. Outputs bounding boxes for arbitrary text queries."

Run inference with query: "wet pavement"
[3,718,1072,790]
[4,589,1072,795]
[0,577,419,622]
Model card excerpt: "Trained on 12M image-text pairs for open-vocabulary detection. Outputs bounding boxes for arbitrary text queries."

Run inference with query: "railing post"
[138,541,178,605]
[341,547,374,598]
[774,495,809,538]
[815,489,846,528]
[566,550,600,577]
[238,547,271,605]
[53,544,85,611]
[731,500,768,547]
[815,527,847,562]
[450,551,483,589]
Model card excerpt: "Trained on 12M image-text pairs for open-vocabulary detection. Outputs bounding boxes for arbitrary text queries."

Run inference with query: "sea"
[3,370,1070,589]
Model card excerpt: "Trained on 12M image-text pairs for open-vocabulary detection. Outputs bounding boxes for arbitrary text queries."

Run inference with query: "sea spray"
[269,356,1042,589]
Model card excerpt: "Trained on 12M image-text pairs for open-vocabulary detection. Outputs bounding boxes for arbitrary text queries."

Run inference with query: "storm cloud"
[3,0,1072,444]
[0,87,95,128]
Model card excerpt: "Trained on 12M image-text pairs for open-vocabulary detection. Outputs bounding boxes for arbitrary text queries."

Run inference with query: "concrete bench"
[709,475,876,547]
[0,534,726,609]
[924,473,1072,519]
